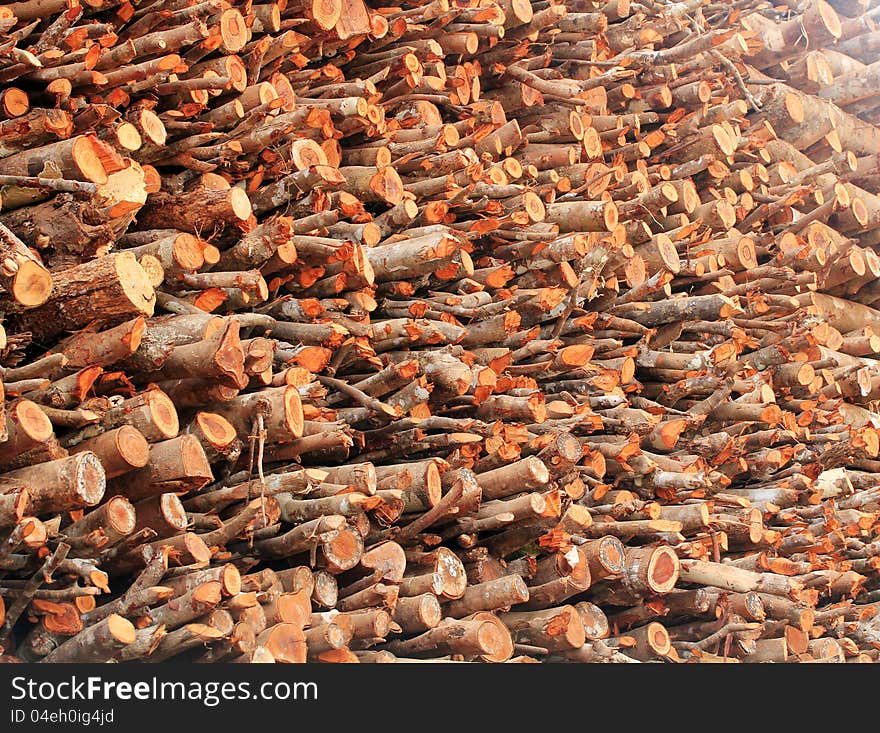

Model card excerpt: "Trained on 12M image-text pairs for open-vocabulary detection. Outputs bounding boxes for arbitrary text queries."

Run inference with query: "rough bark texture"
[0,0,879,667]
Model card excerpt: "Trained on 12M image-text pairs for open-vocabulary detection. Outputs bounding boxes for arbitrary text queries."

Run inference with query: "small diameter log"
[338,608,393,640]
[263,590,312,628]
[374,461,441,512]
[251,515,363,574]
[185,412,240,463]
[311,571,338,609]
[522,547,592,609]
[137,186,252,235]
[161,564,241,599]
[98,389,180,443]
[590,545,679,605]
[304,622,346,658]
[319,463,377,495]
[146,623,224,663]
[0,487,28,529]
[132,494,188,539]
[209,385,304,443]
[575,602,610,641]
[64,495,136,552]
[679,559,804,598]
[399,547,467,599]
[145,581,222,630]
[580,536,626,583]
[339,540,407,594]
[620,622,672,661]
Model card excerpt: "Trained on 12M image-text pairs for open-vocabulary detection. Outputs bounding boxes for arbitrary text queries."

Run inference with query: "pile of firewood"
[0,0,878,664]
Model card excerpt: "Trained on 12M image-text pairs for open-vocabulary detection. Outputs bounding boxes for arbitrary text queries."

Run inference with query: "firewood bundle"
[0,0,878,664]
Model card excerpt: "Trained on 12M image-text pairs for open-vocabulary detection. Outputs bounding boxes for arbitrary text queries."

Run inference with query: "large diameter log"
[382,612,514,662]
[100,389,179,443]
[209,385,304,443]
[0,451,104,515]
[545,199,618,232]
[0,399,53,466]
[106,435,212,501]
[443,575,530,617]
[0,222,51,308]
[70,426,150,479]
[15,253,155,341]
[477,456,550,500]
[136,186,252,235]
[41,614,135,663]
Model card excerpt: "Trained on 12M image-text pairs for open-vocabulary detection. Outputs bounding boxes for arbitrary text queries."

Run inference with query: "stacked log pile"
[0,0,878,664]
